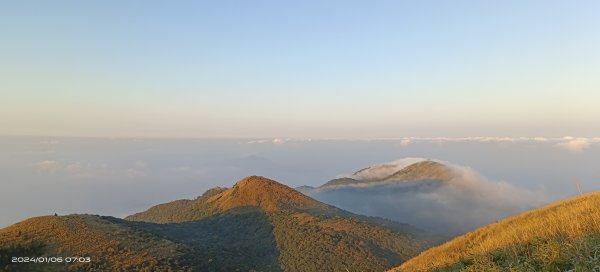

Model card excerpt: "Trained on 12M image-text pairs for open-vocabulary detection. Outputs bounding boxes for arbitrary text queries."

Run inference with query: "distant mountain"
[391,191,600,272]
[294,185,315,195]
[298,158,545,235]
[380,160,455,183]
[1,176,439,272]
[352,158,430,182]
[314,160,457,190]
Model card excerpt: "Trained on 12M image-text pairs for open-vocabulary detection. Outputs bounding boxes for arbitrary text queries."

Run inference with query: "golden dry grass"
[212,176,333,212]
[392,191,600,272]
[0,215,187,271]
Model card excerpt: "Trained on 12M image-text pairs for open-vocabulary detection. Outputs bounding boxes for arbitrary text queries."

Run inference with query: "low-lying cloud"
[556,137,592,153]
[37,160,60,174]
[306,160,548,235]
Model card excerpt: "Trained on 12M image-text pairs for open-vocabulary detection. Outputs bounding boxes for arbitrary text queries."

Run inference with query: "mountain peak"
[352,158,428,181]
[215,176,328,212]
[233,175,284,190]
[315,159,458,191]
[383,160,456,182]
[126,176,335,223]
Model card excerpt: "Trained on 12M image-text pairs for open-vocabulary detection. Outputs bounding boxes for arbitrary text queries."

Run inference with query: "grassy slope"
[0,215,190,272]
[124,207,281,272]
[1,176,438,272]
[381,161,455,183]
[0,211,280,272]
[393,192,600,272]
[127,176,439,272]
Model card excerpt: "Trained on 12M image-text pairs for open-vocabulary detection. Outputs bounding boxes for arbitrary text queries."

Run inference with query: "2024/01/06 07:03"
[12,256,91,263]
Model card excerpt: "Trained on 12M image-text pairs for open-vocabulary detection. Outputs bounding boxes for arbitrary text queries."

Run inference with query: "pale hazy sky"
[1,1,599,138]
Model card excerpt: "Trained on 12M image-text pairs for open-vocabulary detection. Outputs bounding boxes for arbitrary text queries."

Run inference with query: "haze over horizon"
[2,136,599,228]
[2,1,600,138]
[2,2,600,271]
[1,0,599,236]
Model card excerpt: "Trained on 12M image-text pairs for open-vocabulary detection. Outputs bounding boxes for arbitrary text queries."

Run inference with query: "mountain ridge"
[126,176,339,223]
[1,175,440,272]
[125,176,441,271]
[0,214,192,271]
[296,158,545,235]
[313,160,458,191]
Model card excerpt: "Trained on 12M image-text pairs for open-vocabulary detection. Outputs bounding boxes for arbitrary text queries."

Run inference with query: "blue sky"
[1,1,599,138]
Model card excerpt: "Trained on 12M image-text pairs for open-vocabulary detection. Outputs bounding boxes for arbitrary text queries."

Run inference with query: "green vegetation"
[11,175,599,272]
[0,242,58,272]
[382,161,454,183]
[0,215,191,272]
[439,234,600,272]
[319,161,455,190]
[123,207,281,271]
[269,209,430,272]
[1,176,438,271]
[128,176,439,271]
[393,192,600,272]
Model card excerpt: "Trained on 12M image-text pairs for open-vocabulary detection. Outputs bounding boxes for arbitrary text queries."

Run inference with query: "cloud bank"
[243,136,600,154]
[556,137,593,153]
[306,160,548,235]
[37,160,60,174]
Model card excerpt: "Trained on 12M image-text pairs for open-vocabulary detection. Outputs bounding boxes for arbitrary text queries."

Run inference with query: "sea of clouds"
[1,136,598,229]
[305,158,548,235]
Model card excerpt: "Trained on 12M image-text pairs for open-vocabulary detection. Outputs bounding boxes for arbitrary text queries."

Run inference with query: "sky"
[1,1,599,138]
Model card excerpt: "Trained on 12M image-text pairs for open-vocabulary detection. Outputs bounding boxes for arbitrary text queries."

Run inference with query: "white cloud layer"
[35,160,106,178]
[556,137,592,153]
[37,160,60,173]
[305,159,548,235]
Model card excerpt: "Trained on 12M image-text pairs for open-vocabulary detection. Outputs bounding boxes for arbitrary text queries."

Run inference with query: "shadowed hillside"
[392,192,600,272]
[0,215,191,272]
[122,207,280,271]
[127,176,337,223]
[127,176,440,271]
[1,176,439,272]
